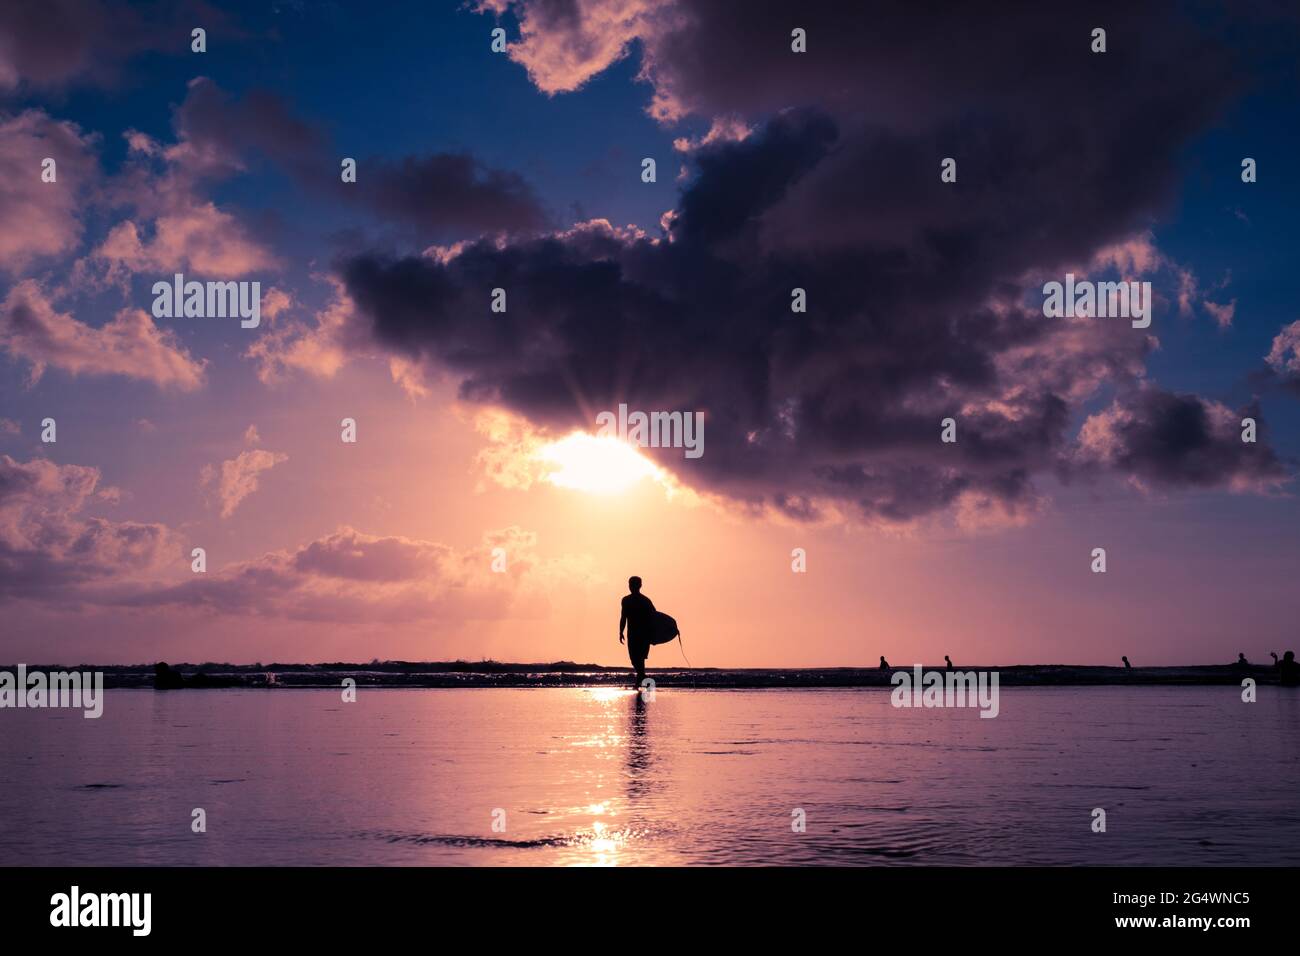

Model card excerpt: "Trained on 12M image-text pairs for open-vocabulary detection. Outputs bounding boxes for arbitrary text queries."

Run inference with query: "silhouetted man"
[619,576,656,684]
[1279,650,1299,687]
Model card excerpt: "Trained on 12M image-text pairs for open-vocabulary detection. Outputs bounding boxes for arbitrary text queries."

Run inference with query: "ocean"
[1,685,1296,866]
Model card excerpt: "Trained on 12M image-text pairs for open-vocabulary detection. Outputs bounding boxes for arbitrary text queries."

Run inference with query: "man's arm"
[619,600,627,644]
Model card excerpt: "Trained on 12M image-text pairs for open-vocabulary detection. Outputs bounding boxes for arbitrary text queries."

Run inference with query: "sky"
[1,0,1299,668]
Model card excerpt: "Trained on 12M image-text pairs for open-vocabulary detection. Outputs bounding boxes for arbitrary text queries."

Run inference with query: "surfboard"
[647,611,679,646]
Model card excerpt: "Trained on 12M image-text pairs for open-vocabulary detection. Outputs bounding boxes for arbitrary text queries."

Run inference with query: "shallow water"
[1,686,1297,866]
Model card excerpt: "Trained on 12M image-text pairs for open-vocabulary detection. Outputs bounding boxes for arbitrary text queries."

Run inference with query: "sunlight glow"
[586,687,635,704]
[538,432,664,495]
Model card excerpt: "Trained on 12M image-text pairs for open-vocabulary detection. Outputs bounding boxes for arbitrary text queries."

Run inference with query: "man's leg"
[629,641,647,685]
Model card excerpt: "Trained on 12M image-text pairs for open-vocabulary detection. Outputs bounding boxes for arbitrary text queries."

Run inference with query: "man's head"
[628,576,642,592]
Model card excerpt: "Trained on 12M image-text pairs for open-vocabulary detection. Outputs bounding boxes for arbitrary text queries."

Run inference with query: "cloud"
[1081,232,1229,327]
[331,6,1298,525]
[475,0,675,97]
[340,152,549,240]
[478,1,1270,127]
[152,77,548,242]
[119,525,591,623]
[331,117,1230,523]
[79,81,284,286]
[167,74,325,174]
[200,448,288,518]
[244,278,428,397]
[1070,387,1289,493]
[92,205,276,278]
[672,115,752,153]
[0,111,99,271]
[0,454,587,622]
[0,418,18,436]
[1203,299,1236,330]
[0,0,213,92]
[0,279,206,389]
[1265,319,1300,394]
[0,454,179,599]
[245,275,369,384]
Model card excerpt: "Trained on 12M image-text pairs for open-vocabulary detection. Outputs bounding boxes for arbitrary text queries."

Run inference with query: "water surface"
[1,686,1296,865]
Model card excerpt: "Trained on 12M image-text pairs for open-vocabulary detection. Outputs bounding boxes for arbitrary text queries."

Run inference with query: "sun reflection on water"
[549,689,656,865]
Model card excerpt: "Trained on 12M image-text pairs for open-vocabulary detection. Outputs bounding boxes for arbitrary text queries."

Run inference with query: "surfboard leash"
[677,629,693,672]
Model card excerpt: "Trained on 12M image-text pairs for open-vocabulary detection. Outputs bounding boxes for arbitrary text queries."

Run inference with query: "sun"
[537,432,663,495]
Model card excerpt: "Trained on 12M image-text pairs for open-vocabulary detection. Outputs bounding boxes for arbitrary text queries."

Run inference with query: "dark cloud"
[338,4,1293,522]
[171,76,326,173]
[1070,389,1288,492]
[0,0,234,93]
[169,78,549,240]
[637,2,1247,124]
[342,153,549,239]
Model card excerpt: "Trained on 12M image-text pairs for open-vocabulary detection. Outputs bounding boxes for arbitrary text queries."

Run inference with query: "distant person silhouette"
[944,655,953,670]
[879,656,890,670]
[153,662,184,690]
[1278,651,1299,687]
[1235,652,1250,668]
[619,576,656,685]
[1271,651,1280,666]
[1122,656,1132,669]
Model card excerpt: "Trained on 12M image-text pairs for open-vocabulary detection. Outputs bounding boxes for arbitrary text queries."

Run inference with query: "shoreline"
[1,662,1290,689]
